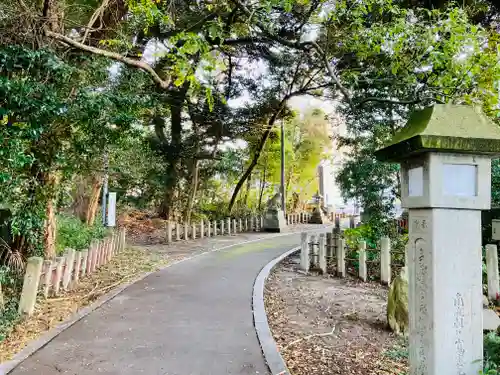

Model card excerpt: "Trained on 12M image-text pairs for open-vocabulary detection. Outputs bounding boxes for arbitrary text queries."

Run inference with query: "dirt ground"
[265,255,408,375]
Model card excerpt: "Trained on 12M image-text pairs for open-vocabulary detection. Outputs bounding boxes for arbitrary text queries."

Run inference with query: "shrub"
[56,214,108,254]
[484,332,500,374]
[0,265,23,342]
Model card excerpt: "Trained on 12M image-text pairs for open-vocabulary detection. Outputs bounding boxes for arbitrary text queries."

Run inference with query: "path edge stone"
[253,246,300,375]
[0,229,312,375]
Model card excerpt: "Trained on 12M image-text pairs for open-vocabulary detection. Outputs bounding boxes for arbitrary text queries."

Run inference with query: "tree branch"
[356,96,444,107]
[310,41,351,103]
[46,30,171,89]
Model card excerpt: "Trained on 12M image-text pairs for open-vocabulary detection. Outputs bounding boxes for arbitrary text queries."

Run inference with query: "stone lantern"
[375,104,500,375]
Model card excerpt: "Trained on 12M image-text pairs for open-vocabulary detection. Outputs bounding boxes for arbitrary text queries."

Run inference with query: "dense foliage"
[0,0,498,257]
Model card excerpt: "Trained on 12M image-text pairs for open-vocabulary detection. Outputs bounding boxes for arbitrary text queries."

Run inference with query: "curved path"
[10,233,309,375]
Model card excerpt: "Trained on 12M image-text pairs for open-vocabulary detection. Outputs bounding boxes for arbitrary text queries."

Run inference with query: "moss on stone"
[375,105,500,162]
[387,266,409,337]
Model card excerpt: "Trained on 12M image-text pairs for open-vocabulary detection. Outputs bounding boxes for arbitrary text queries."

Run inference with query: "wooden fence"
[300,230,398,285]
[15,228,126,316]
[166,212,312,243]
[300,230,500,298]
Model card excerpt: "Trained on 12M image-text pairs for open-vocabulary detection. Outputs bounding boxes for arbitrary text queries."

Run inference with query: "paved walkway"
[9,229,325,375]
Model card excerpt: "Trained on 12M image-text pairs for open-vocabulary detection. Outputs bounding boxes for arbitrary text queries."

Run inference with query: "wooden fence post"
[63,248,76,290]
[245,217,249,231]
[86,243,94,274]
[318,233,327,274]
[81,250,88,277]
[42,260,53,298]
[337,238,346,278]
[100,239,107,266]
[74,251,82,285]
[167,221,173,244]
[220,219,225,235]
[326,233,333,258]
[300,232,309,272]
[380,237,391,285]
[18,257,43,315]
[486,244,500,301]
[260,216,264,230]
[54,256,65,296]
[239,218,243,232]
[310,234,318,268]
[200,221,205,239]
[192,223,197,240]
[184,223,189,240]
[213,220,217,236]
[359,241,367,282]
[233,219,237,234]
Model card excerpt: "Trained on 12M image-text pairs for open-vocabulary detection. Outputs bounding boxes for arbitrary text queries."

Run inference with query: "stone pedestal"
[309,206,328,224]
[408,209,482,375]
[374,105,500,375]
[263,208,287,232]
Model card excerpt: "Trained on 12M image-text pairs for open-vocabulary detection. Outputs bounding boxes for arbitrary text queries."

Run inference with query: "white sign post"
[107,192,117,227]
[375,105,500,375]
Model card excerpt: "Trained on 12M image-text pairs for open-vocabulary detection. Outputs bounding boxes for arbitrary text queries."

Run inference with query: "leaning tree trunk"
[184,160,200,224]
[228,101,287,213]
[258,165,267,211]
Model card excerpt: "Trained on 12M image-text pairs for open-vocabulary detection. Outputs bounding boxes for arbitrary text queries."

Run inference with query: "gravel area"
[265,255,408,375]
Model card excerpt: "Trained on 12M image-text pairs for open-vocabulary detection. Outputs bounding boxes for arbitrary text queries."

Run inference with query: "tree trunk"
[72,174,103,225]
[258,166,267,211]
[228,100,287,213]
[243,173,252,206]
[184,160,200,224]
[42,171,61,259]
[158,83,190,219]
[44,198,57,259]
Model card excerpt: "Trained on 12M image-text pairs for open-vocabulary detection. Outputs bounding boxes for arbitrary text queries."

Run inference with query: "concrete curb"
[253,246,300,375]
[0,227,316,375]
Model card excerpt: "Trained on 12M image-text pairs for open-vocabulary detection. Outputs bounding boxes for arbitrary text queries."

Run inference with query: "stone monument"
[263,192,287,232]
[375,104,500,375]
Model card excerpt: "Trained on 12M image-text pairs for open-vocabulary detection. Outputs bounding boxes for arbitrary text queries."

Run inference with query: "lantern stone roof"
[375,104,500,162]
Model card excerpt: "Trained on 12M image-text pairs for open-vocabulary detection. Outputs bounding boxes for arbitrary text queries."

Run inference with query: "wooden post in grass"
[54,256,65,296]
[337,238,346,278]
[42,260,53,298]
[486,244,500,301]
[81,250,88,277]
[300,232,309,272]
[318,233,327,274]
[380,237,391,285]
[310,234,317,268]
[18,257,43,315]
[74,251,82,285]
[62,248,76,291]
[359,241,367,282]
